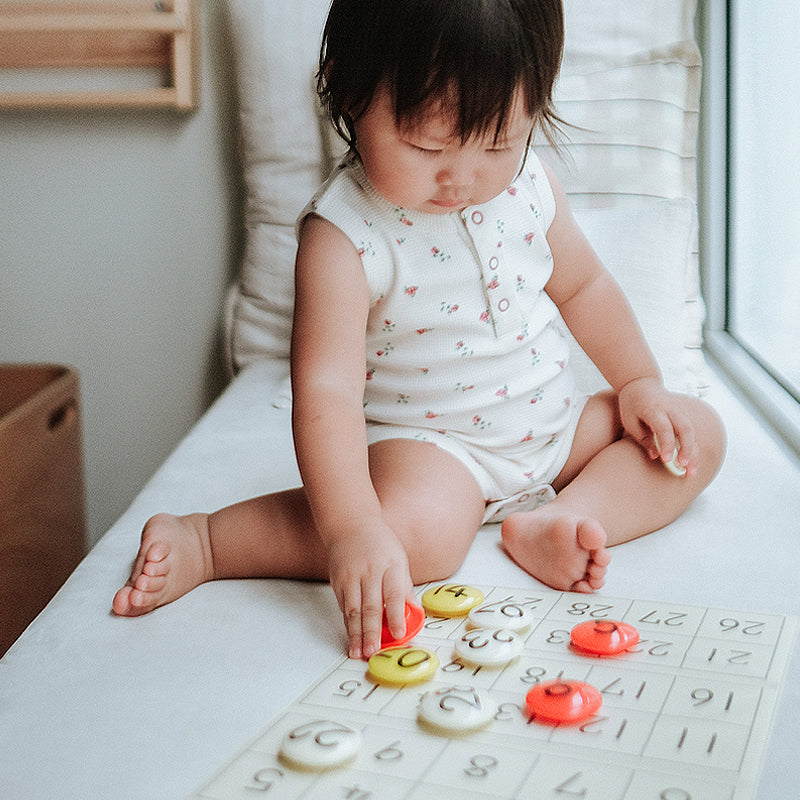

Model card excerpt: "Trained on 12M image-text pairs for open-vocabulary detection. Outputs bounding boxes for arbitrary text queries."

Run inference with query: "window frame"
[698,0,800,458]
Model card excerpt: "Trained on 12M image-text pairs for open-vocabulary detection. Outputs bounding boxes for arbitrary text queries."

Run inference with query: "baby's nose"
[436,159,475,187]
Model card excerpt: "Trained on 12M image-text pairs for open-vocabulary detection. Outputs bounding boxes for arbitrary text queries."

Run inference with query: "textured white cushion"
[570,199,697,394]
[224,0,707,395]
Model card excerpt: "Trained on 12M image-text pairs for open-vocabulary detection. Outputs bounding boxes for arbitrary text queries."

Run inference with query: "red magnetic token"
[570,619,640,656]
[525,679,602,725]
[381,601,425,648]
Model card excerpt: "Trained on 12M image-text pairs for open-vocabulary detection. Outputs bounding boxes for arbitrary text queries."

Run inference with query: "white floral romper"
[299,151,584,523]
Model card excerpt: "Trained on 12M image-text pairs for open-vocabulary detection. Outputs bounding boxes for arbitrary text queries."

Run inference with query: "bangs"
[319,0,565,149]
[390,3,553,144]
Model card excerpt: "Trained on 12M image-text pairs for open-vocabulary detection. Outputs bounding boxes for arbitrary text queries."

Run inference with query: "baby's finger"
[339,584,363,660]
[672,416,699,476]
[382,586,410,643]
[360,582,384,660]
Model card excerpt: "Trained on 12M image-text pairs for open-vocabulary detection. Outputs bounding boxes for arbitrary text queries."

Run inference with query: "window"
[699,1,800,457]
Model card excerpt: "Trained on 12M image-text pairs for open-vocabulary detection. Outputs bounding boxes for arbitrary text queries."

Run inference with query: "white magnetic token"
[418,686,497,733]
[468,600,535,632]
[279,719,362,771]
[454,627,524,667]
[653,433,686,477]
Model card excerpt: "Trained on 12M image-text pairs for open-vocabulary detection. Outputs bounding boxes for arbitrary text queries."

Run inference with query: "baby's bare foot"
[112,513,214,616]
[500,511,611,593]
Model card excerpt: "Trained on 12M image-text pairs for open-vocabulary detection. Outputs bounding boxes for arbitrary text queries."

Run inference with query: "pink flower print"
[487,276,500,291]
[431,246,450,262]
[530,347,541,365]
[564,396,572,407]
[517,323,529,341]
[455,382,474,392]
[472,415,491,430]
[395,209,413,226]
[425,410,439,419]
[357,240,375,258]
[520,430,534,442]
[507,186,518,196]
[440,302,459,314]
[455,341,473,357]
[495,385,510,400]
[556,359,566,370]
[419,367,430,375]
[479,310,490,325]
[375,342,394,357]
[397,393,409,404]
[524,232,535,245]
[530,388,544,404]
[383,319,395,332]
[366,368,375,381]
[416,327,434,335]
[516,274,526,292]
[404,285,419,297]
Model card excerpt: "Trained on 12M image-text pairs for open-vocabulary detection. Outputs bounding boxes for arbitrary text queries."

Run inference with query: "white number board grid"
[189,584,798,800]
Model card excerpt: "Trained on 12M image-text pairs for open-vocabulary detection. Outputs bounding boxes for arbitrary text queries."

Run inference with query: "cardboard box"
[0,364,86,656]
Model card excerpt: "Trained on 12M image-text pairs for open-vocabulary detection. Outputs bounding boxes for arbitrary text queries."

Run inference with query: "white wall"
[0,2,244,547]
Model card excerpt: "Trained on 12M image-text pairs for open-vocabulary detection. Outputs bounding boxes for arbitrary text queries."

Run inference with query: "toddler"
[113,0,725,660]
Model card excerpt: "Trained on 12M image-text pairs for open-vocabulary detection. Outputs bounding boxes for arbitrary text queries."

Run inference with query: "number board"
[188,584,797,800]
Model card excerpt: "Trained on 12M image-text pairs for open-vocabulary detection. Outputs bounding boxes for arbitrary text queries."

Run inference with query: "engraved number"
[719,617,765,636]
[638,609,688,627]
[464,754,498,778]
[246,767,285,792]
[567,602,613,617]
[555,771,588,796]
[374,740,404,762]
[660,790,692,800]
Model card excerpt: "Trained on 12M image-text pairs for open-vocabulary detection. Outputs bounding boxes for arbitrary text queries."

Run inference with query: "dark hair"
[318,0,565,151]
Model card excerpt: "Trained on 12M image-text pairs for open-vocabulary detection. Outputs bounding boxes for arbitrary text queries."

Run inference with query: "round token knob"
[468,601,534,632]
[454,627,523,667]
[418,685,497,733]
[279,719,362,770]
[570,620,640,656]
[526,680,602,725]
[381,601,425,648]
[368,646,439,686]
[421,584,485,617]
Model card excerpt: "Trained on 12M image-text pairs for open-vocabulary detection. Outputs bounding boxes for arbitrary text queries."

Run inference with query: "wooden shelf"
[0,1,199,110]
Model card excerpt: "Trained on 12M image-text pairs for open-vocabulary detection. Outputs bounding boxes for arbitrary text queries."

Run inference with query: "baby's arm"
[541,163,698,474]
[292,215,413,659]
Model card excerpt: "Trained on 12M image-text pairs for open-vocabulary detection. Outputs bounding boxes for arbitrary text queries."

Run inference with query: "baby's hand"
[618,377,698,477]
[325,521,414,660]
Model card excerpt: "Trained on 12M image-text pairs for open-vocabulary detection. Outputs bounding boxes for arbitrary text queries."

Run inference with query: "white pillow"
[224,0,708,396]
[569,199,699,395]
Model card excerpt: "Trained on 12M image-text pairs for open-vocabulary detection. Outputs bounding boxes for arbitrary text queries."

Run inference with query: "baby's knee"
[403,520,477,583]
[688,398,727,478]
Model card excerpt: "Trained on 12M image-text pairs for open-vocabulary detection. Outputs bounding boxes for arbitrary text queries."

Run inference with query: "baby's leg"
[111,491,327,616]
[113,438,487,619]
[501,391,725,592]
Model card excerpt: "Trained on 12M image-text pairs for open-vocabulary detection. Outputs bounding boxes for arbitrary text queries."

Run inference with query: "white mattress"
[1,359,799,799]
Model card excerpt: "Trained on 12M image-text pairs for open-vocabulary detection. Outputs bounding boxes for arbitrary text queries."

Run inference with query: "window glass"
[727,1,800,400]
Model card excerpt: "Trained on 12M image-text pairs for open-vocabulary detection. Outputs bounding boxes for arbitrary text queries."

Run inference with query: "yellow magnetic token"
[367,646,439,686]
[421,584,485,617]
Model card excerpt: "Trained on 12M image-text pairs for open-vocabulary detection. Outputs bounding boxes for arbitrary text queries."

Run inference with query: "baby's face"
[353,86,534,215]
